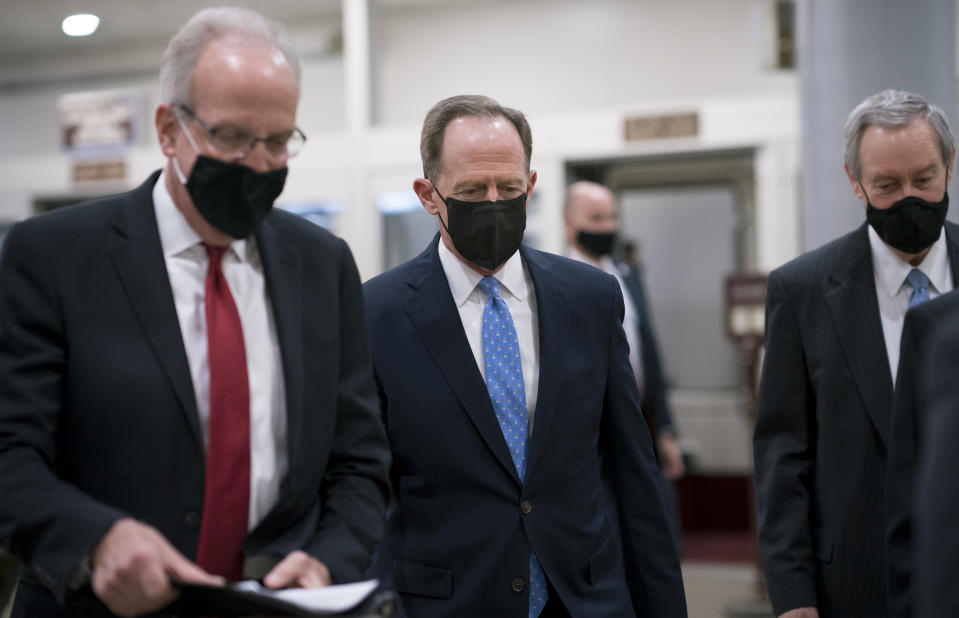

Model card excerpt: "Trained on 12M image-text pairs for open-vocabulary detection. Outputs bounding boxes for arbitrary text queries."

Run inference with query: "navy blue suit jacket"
[363,236,685,618]
[0,172,391,617]
[916,305,959,617]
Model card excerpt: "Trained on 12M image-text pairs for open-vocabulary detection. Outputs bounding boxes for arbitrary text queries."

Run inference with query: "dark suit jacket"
[618,262,675,436]
[753,221,959,617]
[363,237,686,618]
[0,172,391,617]
[886,289,959,618]
[916,308,959,617]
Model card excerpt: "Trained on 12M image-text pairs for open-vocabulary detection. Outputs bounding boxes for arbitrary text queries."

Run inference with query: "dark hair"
[420,95,532,180]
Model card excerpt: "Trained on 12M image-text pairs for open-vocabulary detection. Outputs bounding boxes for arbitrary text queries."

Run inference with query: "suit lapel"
[945,221,959,285]
[107,172,203,448]
[254,215,302,478]
[404,240,521,485]
[825,224,893,444]
[521,247,569,482]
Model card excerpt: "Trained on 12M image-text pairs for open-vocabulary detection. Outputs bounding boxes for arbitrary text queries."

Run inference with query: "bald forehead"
[566,182,616,216]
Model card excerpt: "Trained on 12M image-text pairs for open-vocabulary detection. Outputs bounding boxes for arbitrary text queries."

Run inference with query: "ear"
[414,177,440,215]
[155,103,179,157]
[845,164,865,202]
[948,148,956,185]
[525,170,538,208]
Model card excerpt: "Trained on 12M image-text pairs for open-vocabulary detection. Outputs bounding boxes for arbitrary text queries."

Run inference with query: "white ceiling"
[0,0,491,90]
[0,1,348,60]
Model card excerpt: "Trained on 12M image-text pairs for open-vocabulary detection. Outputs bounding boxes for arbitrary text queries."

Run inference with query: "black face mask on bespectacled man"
[172,112,287,239]
[860,181,948,255]
[432,183,528,271]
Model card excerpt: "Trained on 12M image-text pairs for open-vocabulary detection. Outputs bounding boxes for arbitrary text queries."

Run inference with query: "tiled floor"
[682,561,773,618]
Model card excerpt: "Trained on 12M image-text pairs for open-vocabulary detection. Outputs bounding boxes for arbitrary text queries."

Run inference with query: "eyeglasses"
[175,105,307,158]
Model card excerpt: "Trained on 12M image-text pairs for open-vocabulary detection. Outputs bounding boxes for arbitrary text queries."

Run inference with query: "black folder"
[167,578,394,617]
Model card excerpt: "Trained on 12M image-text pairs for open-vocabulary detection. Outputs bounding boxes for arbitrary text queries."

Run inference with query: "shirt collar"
[868,224,949,298]
[437,237,528,307]
[153,168,249,263]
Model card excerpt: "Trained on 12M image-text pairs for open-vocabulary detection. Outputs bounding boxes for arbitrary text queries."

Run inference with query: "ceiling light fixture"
[62,13,100,37]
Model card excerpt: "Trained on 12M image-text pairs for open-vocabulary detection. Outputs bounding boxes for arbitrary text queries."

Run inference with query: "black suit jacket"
[915,308,959,617]
[886,289,959,618]
[0,172,391,616]
[618,262,675,435]
[363,237,686,618]
[753,221,959,617]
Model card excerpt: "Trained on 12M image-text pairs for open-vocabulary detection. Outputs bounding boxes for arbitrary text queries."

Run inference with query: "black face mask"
[177,154,287,239]
[433,185,527,271]
[862,182,948,254]
[576,230,617,257]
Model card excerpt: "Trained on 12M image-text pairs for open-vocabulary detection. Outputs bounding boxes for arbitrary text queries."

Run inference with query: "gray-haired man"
[0,7,389,617]
[753,89,959,618]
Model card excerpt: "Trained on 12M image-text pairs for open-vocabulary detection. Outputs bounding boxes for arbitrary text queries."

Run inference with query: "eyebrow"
[871,164,939,183]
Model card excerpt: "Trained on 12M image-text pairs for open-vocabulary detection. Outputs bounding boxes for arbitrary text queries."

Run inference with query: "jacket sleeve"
[752,270,818,614]
[302,239,391,583]
[600,276,687,617]
[0,221,125,602]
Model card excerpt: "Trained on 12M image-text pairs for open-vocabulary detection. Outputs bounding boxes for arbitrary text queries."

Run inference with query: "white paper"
[232,578,380,613]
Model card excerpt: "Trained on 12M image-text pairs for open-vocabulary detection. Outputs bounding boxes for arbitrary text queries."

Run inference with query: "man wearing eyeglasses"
[0,8,389,618]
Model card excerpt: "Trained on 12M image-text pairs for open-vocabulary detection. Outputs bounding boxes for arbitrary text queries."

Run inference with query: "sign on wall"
[58,88,140,185]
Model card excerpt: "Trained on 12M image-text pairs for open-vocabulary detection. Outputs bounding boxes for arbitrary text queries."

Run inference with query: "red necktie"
[195,243,250,580]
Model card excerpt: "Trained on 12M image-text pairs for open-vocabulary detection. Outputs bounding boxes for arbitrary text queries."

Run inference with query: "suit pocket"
[586,530,619,585]
[814,527,834,564]
[392,557,453,599]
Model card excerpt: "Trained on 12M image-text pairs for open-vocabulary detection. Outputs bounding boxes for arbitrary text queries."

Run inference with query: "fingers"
[263,551,331,589]
[91,518,214,616]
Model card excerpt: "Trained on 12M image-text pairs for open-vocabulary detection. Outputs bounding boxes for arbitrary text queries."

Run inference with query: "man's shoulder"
[910,287,959,327]
[525,246,618,290]
[266,208,343,249]
[770,226,864,285]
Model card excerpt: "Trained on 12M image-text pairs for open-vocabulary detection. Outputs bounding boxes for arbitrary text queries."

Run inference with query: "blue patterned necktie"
[906,268,930,309]
[478,275,548,618]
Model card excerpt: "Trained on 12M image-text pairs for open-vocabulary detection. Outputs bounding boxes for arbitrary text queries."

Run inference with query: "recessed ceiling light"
[62,14,100,37]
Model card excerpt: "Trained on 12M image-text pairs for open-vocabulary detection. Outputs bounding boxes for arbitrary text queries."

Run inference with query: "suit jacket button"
[184,509,200,528]
[520,500,532,514]
[511,577,525,592]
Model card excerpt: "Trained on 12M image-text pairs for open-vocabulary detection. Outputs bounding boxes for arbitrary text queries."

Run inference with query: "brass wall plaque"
[624,112,698,141]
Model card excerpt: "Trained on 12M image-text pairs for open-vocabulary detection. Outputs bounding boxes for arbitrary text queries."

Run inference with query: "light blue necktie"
[478,275,548,618]
[906,268,930,309]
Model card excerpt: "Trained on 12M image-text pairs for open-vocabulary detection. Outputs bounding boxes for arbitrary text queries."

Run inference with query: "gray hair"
[843,89,954,181]
[420,95,533,181]
[159,6,301,106]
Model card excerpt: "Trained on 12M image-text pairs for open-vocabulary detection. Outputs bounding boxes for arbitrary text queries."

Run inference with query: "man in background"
[364,95,685,617]
[563,181,684,545]
[0,8,390,617]
[753,88,959,618]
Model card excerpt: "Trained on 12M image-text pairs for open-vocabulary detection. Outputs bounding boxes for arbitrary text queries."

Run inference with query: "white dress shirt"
[153,170,287,530]
[868,225,953,382]
[567,246,643,390]
[437,238,540,431]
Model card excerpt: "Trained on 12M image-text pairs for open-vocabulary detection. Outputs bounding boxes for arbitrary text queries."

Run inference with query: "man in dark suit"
[562,181,684,481]
[562,181,684,549]
[364,95,686,618]
[886,288,959,617]
[0,8,390,617]
[915,308,959,617]
[753,88,958,618]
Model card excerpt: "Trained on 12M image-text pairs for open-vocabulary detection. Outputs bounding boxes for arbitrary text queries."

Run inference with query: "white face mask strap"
[170,155,188,185]
[170,108,201,185]
[175,110,202,154]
